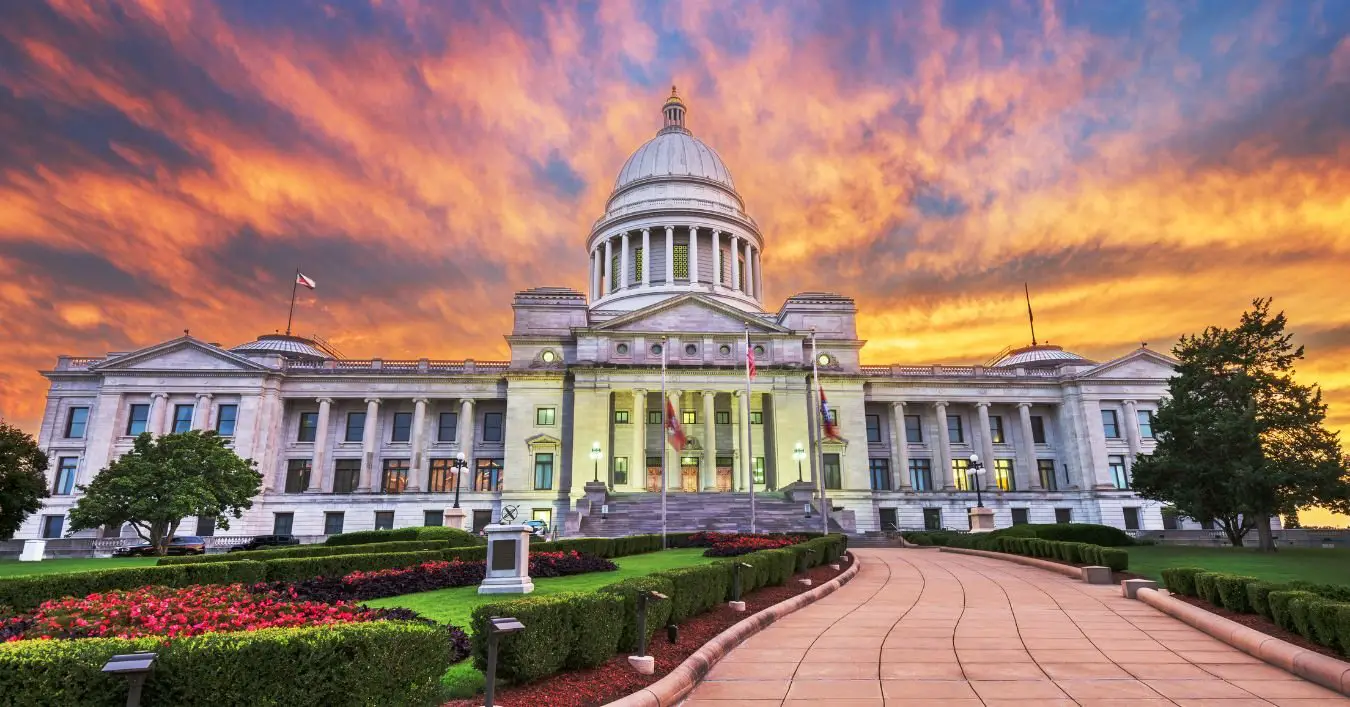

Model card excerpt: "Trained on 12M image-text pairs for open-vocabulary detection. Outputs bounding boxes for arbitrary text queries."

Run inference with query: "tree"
[68,431,263,555]
[1131,298,1350,551]
[0,422,49,540]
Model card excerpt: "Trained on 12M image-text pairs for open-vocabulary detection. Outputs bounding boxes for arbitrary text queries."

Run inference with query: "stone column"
[665,226,675,283]
[689,226,699,284]
[310,397,332,491]
[408,397,428,492]
[701,390,716,489]
[358,397,380,492]
[730,234,741,291]
[641,228,651,287]
[459,398,476,477]
[934,401,953,489]
[754,248,763,298]
[1017,403,1041,490]
[631,389,647,489]
[744,242,754,298]
[149,393,169,436]
[591,249,601,300]
[1081,397,1113,488]
[1122,399,1141,461]
[620,231,630,290]
[736,390,751,491]
[890,402,911,490]
[975,402,995,490]
[712,230,722,286]
[603,238,613,295]
[191,393,213,430]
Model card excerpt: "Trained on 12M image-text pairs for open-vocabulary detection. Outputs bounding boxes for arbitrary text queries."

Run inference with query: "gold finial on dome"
[661,84,687,132]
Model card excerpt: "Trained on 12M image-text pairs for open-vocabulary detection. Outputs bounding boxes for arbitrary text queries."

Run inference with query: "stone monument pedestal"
[443,507,467,531]
[968,507,995,533]
[478,524,535,595]
[19,539,45,562]
[782,481,816,504]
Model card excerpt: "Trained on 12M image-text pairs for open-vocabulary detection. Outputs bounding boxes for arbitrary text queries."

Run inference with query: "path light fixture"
[484,616,525,707]
[590,441,603,483]
[102,652,156,707]
[450,452,470,509]
[628,590,668,674]
[793,442,806,483]
[968,453,986,508]
[729,561,753,611]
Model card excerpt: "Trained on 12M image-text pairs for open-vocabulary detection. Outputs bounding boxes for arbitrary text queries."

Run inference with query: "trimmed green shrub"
[261,551,446,582]
[1058,542,1082,564]
[1078,543,1101,566]
[325,526,481,547]
[443,546,488,563]
[1246,581,1281,619]
[1099,548,1129,572]
[563,592,625,669]
[1269,590,1320,632]
[1305,598,1342,648]
[0,561,267,613]
[1288,595,1318,641]
[470,594,573,685]
[1195,572,1224,606]
[1215,575,1258,614]
[0,621,450,707]
[1160,567,1204,596]
[597,575,676,653]
[654,563,729,623]
[903,532,932,546]
[1336,604,1350,655]
[159,540,453,565]
[1026,523,1134,546]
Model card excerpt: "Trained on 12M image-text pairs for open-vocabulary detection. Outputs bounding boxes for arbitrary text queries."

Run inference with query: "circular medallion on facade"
[816,353,832,366]
[616,343,629,355]
[719,344,731,355]
[541,350,557,363]
[651,343,663,355]
[754,345,766,356]
[684,344,697,356]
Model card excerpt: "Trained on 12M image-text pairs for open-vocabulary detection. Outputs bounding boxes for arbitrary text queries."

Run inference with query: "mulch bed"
[443,556,851,707]
[1171,594,1349,662]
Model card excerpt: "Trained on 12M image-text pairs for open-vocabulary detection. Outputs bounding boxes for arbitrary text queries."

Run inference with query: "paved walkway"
[683,548,1349,706]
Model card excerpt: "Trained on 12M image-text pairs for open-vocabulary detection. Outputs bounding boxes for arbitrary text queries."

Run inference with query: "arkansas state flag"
[746,341,757,379]
[819,383,840,440]
[665,398,687,451]
[296,272,317,289]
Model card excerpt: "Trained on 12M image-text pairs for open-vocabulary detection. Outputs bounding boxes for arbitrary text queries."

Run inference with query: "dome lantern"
[661,85,687,134]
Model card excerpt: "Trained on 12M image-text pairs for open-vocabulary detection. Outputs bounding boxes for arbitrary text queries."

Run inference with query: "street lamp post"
[968,453,986,508]
[451,452,469,509]
[793,442,806,483]
[590,441,603,483]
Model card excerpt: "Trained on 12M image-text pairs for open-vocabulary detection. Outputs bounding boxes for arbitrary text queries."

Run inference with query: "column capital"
[701,389,717,398]
[1016,401,1033,410]
[151,392,169,400]
[412,397,430,406]
[461,397,476,406]
[932,400,949,410]
[1122,399,1138,406]
[975,401,991,409]
[642,227,650,235]
[632,388,648,396]
[889,400,906,410]
[195,392,214,401]
[364,397,382,405]
[317,397,335,405]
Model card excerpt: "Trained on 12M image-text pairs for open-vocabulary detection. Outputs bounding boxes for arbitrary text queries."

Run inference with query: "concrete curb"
[1135,587,1350,697]
[602,554,863,707]
[938,546,1083,580]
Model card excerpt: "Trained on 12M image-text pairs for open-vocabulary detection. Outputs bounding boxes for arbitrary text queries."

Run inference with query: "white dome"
[614,130,735,191]
[992,344,1091,369]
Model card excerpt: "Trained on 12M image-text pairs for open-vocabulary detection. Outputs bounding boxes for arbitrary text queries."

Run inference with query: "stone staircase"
[577,491,843,537]
[848,531,908,548]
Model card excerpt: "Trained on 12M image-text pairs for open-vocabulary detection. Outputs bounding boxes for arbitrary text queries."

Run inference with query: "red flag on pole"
[665,398,687,450]
[746,332,756,380]
[819,382,840,440]
[296,272,317,289]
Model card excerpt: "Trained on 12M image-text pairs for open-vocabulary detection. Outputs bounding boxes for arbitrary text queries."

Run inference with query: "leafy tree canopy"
[68,430,262,554]
[1131,298,1350,550]
[0,422,49,540]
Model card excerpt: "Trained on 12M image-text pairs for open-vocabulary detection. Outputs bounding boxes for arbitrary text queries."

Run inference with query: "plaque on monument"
[490,539,518,571]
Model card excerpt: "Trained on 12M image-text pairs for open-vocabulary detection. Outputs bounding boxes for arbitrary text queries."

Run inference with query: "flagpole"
[811,330,829,536]
[285,268,300,336]
[744,325,757,534]
[660,336,668,550]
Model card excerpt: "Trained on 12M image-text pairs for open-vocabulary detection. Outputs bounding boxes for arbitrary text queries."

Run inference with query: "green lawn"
[0,557,159,577]
[1128,545,1350,585]
[364,547,717,629]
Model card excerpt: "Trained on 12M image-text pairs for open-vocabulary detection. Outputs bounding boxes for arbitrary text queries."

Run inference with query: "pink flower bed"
[689,532,806,556]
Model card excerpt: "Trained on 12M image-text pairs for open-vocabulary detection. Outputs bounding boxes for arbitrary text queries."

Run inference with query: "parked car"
[228,535,300,552]
[523,520,548,536]
[113,535,207,557]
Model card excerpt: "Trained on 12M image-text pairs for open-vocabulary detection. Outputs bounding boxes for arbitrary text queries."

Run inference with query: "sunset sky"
[1,1,1347,525]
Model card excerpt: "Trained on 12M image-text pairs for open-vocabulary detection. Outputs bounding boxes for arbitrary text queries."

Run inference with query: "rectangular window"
[822,453,842,490]
[374,511,395,531]
[65,407,89,438]
[297,412,318,442]
[333,459,360,493]
[41,515,64,539]
[126,403,150,436]
[866,414,882,443]
[823,407,838,425]
[324,512,344,535]
[869,458,891,490]
[195,515,216,537]
[989,415,1005,444]
[681,410,697,425]
[613,457,629,485]
[1102,409,1120,439]
[382,459,410,494]
[285,459,311,493]
[753,457,765,485]
[673,243,689,279]
[947,415,964,443]
[482,413,504,442]
[424,510,444,527]
[1030,415,1047,444]
[909,459,933,491]
[438,412,458,442]
[613,409,629,424]
[650,456,665,468]
[633,246,643,281]
[749,411,763,425]
[1011,508,1029,525]
[391,412,413,442]
[172,404,194,434]
[904,414,923,443]
[715,411,730,425]
[611,253,619,290]
[1123,506,1141,531]
[647,410,662,425]
[1055,508,1073,524]
[536,407,556,426]
[994,459,1016,491]
[923,507,942,531]
[428,458,460,493]
[215,404,237,436]
[273,512,293,536]
[1037,459,1058,491]
[1137,410,1155,439]
[1109,455,1129,489]
[534,453,554,490]
[952,458,971,491]
[54,457,78,495]
[475,458,504,491]
[345,412,365,442]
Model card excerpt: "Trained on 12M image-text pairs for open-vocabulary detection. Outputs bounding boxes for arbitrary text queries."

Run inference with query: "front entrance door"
[646,465,663,492]
[681,463,699,492]
[716,465,733,491]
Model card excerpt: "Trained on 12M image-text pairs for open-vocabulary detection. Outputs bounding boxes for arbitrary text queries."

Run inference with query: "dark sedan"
[228,535,300,552]
[112,535,208,557]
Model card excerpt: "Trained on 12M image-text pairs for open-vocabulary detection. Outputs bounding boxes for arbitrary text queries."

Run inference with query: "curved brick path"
[682,548,1348,706]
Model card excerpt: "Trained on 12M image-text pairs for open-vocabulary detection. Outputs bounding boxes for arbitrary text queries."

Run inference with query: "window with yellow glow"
[994,459,1015,491]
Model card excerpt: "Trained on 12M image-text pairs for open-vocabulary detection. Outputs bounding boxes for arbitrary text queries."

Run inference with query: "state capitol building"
[18,89,1178,544]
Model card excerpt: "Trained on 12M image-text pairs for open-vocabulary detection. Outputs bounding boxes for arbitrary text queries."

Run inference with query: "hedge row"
[0,620,451,707]
[1160,567,1350,656]
[903,523,1134,549]
[157,540,455,565]
[324,526,482,547]
[978,536,1129,571]
[470,534,848,685]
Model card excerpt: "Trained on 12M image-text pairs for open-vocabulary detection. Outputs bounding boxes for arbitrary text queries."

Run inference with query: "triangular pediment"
[1076,348,1177,381]
[525,433,563,449]
[593,295,787,334]
[91,337,271,373]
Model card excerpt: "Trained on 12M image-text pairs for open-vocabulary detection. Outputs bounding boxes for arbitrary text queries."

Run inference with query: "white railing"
[859,364,1060,379]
